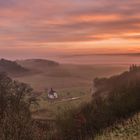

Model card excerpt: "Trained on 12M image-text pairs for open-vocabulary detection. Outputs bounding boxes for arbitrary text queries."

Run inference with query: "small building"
[47,88,58,99]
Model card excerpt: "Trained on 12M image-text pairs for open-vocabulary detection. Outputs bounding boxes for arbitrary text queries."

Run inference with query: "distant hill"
[17,59,59,70]
[0,59,28,76]
[63,53,140,57]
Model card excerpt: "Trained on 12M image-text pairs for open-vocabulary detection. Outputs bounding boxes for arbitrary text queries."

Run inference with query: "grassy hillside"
[56,65,140,140]
[95,113,140,140]
[17,59,59,70]
[0,58,29,76]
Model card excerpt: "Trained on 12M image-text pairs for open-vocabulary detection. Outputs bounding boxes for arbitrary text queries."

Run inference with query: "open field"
[0,58,129,119]
[12,60,128,119]
[0,58,140,140]
[15,61,128,91]
[32,86,92,119]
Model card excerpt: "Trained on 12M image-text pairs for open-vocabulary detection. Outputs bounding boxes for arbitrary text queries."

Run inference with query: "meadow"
[15,62,128,90]
[14,59,128,119]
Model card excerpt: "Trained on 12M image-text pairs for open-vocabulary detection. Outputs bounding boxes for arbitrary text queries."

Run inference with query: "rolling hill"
[15,59,128,91]
[16,59,59,70]
[0,59,29,76]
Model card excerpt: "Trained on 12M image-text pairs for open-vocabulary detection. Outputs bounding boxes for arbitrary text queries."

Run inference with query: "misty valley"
[0,57,140,140]
[0,0,140,139]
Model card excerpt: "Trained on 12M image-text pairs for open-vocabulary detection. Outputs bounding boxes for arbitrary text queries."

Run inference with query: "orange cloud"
[0,0,140,58]
[75,14,121,22]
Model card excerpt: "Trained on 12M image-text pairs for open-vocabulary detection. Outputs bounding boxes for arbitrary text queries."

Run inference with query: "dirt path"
[53,96,81,104]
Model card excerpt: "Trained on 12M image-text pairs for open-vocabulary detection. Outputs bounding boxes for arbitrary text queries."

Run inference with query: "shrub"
[56,66,140,140]
[0,73,35,140]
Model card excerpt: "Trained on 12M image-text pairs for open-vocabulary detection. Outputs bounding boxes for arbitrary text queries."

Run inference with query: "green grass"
[32,87,92,119]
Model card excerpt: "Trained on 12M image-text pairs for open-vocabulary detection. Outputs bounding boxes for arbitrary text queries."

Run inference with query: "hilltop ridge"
[0,58,29,76]
[16,59,59,69]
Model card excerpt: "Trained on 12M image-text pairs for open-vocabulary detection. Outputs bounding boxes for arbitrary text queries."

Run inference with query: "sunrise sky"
[0,0,140,59]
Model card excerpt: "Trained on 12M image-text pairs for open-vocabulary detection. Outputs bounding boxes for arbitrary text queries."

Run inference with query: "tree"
[0,73,35,140]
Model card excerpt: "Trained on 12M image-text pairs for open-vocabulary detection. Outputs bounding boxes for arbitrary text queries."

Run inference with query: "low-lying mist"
[51,54,140,65]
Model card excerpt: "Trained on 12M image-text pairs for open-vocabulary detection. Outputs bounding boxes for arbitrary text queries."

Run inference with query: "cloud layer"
[0,0,140,57]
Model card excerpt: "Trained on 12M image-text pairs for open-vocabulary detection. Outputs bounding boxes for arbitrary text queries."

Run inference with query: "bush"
[0,73,35,140]
[56,66,140,140]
